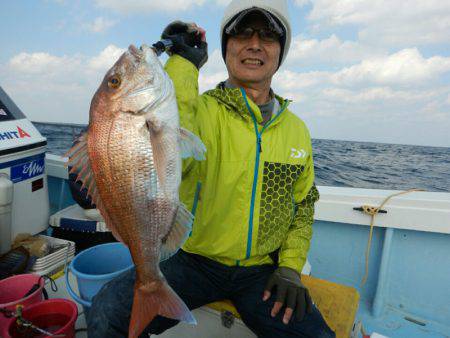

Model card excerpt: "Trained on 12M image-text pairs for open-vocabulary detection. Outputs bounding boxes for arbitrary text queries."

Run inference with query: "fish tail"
[128,281,196,338]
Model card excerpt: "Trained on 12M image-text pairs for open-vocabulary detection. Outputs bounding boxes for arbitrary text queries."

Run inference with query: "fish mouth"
[128,44,144,60]
[139,44,158,62]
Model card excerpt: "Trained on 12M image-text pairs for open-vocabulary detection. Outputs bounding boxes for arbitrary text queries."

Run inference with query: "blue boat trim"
[240,88,288,259]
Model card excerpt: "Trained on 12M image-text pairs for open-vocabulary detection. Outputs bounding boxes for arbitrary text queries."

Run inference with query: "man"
[87,0,334,337]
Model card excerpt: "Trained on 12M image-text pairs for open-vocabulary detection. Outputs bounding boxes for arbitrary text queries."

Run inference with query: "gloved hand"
[161,21,208,69]
[263,267,313,324]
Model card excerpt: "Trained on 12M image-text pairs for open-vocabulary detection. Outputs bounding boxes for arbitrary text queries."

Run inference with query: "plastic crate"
[30,235,75,276]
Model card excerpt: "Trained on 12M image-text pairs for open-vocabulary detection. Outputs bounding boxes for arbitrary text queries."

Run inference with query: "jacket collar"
[204,82,290,124]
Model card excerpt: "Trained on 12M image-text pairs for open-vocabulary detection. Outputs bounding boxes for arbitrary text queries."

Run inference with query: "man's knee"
[316,328,336,338]
[88,296,126,337]
[87,269,135,336]
[293,306,336,338]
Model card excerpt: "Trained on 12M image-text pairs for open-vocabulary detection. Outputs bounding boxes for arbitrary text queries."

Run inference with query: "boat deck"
[357,301,450,338]
[48,272,87,338]
[46,268,450,338]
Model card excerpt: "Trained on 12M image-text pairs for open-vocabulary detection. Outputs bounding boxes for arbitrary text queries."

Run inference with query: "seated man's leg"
[230,266,335,338]
[88,250,225,337]
[87,267,136,338]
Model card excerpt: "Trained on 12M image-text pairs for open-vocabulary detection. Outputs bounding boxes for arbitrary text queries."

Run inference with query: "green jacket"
[165,55,319,274]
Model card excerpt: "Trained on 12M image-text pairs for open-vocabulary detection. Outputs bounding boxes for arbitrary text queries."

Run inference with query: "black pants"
[87,250,335,338]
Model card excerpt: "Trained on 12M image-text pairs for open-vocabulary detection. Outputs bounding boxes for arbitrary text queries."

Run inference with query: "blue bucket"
[65,242,134,313]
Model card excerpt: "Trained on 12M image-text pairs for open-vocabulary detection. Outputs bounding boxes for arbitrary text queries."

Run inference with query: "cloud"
[9,52,77,75]
[420,95,450,122]
[303,0,450,46]
[274,69,330,91]
[331,49,450,86]
[1,45,126,124]
[88,45,126,71]
[294,0,311,7]
[321,87,436,104]
[272,47,450,145]
[199,49,227,93]
[94,0,227,13]
[8,45,125,78]
[83,17,117,33]
[215,0,232,5]
[286,34,385,66]
[275,49,450,99]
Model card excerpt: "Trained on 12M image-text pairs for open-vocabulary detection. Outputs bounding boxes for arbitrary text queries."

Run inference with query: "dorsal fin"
[65,132,100,208]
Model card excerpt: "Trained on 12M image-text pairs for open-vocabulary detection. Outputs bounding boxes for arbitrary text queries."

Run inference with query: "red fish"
[66,44,205,337]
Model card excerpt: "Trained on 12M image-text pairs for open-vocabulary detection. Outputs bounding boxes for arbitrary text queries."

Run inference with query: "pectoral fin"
[179,128,206,160]
[160,203,194,261]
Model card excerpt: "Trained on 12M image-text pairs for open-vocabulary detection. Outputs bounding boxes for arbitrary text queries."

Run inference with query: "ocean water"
[33,122,450,193]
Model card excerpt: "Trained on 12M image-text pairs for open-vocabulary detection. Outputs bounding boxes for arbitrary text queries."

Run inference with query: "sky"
[0,0,449,147]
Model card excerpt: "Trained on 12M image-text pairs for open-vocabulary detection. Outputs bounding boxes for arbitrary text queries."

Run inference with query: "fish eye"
[108,76,121,89]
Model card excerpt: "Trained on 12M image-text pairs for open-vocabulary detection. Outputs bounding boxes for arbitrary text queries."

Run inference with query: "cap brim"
[225,7,284,36]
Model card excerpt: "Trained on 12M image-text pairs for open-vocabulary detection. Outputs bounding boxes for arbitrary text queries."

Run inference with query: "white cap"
[220,0,291,67]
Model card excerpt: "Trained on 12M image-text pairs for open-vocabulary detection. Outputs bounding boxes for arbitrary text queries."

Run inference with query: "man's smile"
[242,58,264,67]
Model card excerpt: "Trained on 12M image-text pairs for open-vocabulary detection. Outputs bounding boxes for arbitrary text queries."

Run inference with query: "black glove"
[264,267,313,323]
[161,21,208,69]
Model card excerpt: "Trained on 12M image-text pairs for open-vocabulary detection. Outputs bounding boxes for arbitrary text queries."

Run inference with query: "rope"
[360,188,423,286]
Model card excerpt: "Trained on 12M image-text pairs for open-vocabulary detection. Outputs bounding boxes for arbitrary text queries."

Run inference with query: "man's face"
[225,13,281,87]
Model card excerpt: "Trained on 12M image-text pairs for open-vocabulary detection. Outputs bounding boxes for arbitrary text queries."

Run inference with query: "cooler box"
[158,305,256,338]
[49,204,116,253]
[0,86,49,247]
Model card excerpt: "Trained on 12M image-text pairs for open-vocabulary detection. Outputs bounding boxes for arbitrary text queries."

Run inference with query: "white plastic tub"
[30,235,75,276]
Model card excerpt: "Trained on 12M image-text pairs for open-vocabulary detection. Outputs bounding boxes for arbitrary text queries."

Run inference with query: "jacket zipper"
[191,181,202,216]
[240,88,288,260]
[189,181,202,237]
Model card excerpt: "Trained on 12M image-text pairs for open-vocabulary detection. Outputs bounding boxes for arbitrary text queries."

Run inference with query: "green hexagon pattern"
[257,162,304,253]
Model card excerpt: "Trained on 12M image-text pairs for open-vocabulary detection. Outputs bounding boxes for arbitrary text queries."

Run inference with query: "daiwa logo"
[0,126,31,140]
[290,148,307,159]
[23,161,45,177]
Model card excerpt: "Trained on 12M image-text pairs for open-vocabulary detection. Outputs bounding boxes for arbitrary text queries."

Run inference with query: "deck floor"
[357,301,450,338]
[49,273,88,338]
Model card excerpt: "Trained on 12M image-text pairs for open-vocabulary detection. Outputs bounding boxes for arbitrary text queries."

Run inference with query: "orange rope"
[360,189,424,287]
